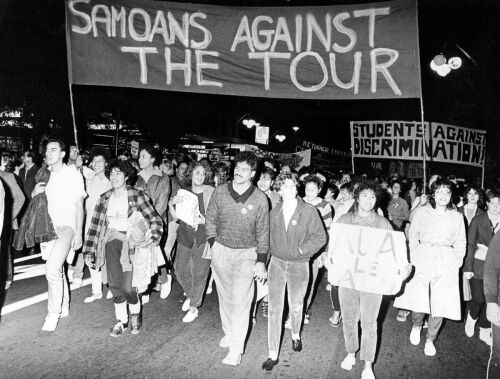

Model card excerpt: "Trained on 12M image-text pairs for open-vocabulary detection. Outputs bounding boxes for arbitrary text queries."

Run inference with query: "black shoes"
[130,313,142,335]
[262,358,279,371]
[292,339,303,352]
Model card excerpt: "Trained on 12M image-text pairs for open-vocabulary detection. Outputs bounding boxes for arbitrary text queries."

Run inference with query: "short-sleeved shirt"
[45,164,86,233]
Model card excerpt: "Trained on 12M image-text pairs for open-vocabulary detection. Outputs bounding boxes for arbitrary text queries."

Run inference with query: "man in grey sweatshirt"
[206,151,269,366]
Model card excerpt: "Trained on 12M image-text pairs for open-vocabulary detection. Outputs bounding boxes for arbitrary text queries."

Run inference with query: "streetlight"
[292,126,300,132]
[243,118,260,128]
[429,43,477,77]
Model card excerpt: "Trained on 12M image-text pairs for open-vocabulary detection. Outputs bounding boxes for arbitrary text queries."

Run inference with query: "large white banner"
[328,223,408,295]
[350,121,486,167]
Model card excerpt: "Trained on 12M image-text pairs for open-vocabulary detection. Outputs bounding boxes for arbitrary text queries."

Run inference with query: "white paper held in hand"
[175,189,200,227]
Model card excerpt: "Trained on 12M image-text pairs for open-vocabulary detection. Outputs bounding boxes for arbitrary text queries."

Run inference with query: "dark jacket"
[13,167,57,249]
[19,164,39,200]
[457,205,484,229]
[135,168,171,224]
[270,197,327,262]
[464,212,496,279]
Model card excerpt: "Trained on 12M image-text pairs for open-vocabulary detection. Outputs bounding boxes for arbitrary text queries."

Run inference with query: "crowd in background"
[1,142,500,378]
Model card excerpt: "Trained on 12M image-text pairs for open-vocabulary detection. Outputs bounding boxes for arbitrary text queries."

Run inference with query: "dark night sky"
[1,0,499,159]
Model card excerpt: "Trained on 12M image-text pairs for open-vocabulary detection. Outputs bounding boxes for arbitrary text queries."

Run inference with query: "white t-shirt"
[282,200,297,232]
[45,164,86,233]
[106,191,129,232]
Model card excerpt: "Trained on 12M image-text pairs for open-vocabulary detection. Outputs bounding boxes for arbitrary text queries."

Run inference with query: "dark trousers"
[1,226,13,283]
[469,278,490,328]
[174,242,211,308]
[105,239,138,305]
[489,323,500,378]
[330,285,341,311]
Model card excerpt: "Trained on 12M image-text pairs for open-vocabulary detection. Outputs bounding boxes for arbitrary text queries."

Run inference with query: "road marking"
[1,278,91,316]
[14,264,46,281]
[14,253,42,264]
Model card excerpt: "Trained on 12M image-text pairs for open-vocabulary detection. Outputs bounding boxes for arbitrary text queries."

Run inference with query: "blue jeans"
[339,287,382,362]
[45,226,74,316]
[412,312,443,341]
[268,256,309,358]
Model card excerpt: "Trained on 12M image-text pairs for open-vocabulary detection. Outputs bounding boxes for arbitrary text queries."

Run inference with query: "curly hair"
[274,172,299,192]
[463,185,486,209]
[106,159,136,185]
[303,174,323,191]
[185,160,213,186]
[89,146,111,163]
[429,178,456,210]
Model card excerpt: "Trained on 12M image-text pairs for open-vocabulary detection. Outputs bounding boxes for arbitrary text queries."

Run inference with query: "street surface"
[0,253,490,378]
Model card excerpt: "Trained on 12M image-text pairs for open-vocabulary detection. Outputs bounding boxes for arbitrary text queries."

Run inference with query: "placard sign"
[327,223,408,295]
[350,121,486,167]
[66,0,421,99]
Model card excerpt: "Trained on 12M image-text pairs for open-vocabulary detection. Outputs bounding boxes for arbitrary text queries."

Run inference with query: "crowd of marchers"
[1,143,500,379]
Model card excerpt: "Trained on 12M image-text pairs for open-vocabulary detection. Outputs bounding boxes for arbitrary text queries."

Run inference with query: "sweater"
[483,232,500,304]
[270,197,327,262]
[338,211,393,231]
[464,212,496,279]
[205,182,269,263]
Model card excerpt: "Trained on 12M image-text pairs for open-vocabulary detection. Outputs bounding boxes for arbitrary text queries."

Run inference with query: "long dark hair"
[429,178,456,210]
[463,185,486,210]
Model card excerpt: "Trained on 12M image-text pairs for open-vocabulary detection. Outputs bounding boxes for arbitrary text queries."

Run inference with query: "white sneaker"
[479,327,493,346]
[464,312,477,337]
[182,298,191,312]
[142,294,150,305]
[340,354,356,370]
[182,308,199,323]
[42,314,59,331]
[72,278,83,288]
[410,325,422,345]
[219,335,231,348]
[361,367,376,379]
[60,308,69,318]
[222,352,241,366]
[84,293,103,303]
[106,290,113,299]
[160,274,172,299]
[424,340,436,356]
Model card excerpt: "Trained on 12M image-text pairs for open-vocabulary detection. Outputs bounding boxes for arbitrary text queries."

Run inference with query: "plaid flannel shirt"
[83,186,163,258]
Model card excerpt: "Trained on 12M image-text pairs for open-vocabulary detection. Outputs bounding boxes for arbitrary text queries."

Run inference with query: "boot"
[130,313,142,335]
